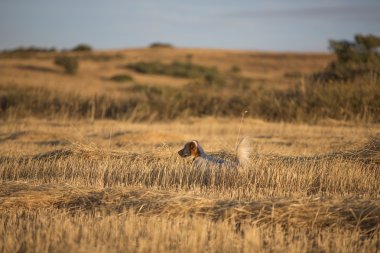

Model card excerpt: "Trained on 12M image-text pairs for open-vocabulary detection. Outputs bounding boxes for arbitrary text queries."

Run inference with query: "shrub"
[149,42,174,49]
[126,61,224,85]
[109,74,133,82]
[0,46,56,58]
[72,44,92,52]
[314,34,380,81]
[230,65,241,73]
[54,56,79,75]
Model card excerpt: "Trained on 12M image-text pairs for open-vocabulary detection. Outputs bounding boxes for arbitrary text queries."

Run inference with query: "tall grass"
[1,75,379,122]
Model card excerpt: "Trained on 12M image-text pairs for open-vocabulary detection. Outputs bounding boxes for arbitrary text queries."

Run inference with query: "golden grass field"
[0,48,332,96]
[0,48,379,252]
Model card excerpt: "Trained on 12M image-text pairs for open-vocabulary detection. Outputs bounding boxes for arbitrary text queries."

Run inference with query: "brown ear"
[189,141,199,156]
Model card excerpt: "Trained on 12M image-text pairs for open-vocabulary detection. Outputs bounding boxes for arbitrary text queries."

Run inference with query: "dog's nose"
[178,149,186,157]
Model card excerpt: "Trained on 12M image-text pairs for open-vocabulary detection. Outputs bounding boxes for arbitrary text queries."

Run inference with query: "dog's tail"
[236,137,250,167]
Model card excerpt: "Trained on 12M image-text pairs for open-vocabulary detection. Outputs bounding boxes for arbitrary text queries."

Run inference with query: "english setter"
[178,138,250,169]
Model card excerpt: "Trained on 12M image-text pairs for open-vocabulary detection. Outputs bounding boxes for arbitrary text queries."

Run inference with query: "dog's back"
[190,137,250,170]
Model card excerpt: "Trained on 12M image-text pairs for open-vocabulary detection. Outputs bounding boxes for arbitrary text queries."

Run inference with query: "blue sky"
[1,0,379,52]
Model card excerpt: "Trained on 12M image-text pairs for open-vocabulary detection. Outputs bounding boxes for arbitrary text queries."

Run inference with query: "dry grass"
[0,48,379,252]
[1,182,379,232]
[2,209,377,253]
[0,118,379,252]
[0,48,331,97]
[2,48,378,123]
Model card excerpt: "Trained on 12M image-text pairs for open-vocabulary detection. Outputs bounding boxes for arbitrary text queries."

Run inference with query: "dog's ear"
[189,141,196,150]
[189,141,199,156]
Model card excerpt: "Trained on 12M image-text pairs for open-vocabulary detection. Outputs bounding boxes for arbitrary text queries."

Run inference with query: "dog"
[178,138,250,169]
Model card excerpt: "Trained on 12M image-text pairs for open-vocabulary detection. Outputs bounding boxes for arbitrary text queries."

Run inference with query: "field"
[0,48,379,252]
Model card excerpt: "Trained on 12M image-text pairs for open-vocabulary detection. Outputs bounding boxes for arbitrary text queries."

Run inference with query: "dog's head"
[178,141,200,158]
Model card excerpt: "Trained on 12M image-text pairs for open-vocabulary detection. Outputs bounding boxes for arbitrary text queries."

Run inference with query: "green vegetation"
[315,34,380,81]
[149,42,174,48]
[1,46,56,54]
[54,56,79,75]
[126,61,224,85]
[71,43,92,52]
[230,64,241,73]
[79,53,124,61]
[0,46,57,58]
[109,74,133,82]
[0,44,93,58]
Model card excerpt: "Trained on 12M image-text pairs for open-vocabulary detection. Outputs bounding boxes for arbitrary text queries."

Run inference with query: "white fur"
[184,138,250,170]
[236,137,250,167]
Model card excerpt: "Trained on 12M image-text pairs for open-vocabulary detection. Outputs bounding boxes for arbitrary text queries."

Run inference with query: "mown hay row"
[1,182,379,232]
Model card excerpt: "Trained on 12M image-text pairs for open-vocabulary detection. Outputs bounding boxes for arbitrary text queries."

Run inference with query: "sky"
[0,0,380,52]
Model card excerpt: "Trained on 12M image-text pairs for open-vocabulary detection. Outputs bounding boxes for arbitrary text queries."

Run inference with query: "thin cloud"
[224,4,380,22]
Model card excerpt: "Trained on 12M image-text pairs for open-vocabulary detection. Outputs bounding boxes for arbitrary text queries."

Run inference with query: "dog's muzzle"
[178,149,190,157]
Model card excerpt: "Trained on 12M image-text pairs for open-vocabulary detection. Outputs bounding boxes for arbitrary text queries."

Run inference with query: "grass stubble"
[0,118,379,253]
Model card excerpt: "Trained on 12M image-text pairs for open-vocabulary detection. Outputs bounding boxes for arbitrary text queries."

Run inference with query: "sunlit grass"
[0,118,379,252]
